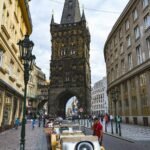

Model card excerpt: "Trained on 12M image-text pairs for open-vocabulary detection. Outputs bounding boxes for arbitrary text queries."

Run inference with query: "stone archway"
[56,90,80,118]
[48,88,88,118]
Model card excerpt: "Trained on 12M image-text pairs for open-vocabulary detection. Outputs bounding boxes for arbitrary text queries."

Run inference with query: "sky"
[29,0,129,86]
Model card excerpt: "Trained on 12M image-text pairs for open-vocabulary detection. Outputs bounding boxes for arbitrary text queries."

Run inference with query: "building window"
[114,35,117,45]
[125,19,130,30]
[134,26,140,40]
[132,8,138,21]
[146,37,150,57]
[0,49,4,67]
[69,0,73,7]
[127,35,131,47]
[65,72,70,82]
[142,0,149,9]
[136,45,143,65]
[110,54,113,63]
[67,14,71,21]
[119,28,123,38]
[9,62,14,75]
[115,64,119,78]
[60,49,66,56]
[139,73,148,106]
[121,59,125,75]
[128,53,133,70]
[71,49,76,55]
[144,13,150,30]
[115,49,118,59]
[120,43,124,54]
[111,69,114,81]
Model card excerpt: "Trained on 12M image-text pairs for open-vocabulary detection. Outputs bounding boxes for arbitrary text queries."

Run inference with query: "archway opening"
[65,96,79,119]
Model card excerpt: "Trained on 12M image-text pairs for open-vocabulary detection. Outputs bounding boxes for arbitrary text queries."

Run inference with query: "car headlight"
[76,141,94,150]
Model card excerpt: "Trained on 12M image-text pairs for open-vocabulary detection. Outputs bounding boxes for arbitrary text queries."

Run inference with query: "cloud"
[29,0,129,84]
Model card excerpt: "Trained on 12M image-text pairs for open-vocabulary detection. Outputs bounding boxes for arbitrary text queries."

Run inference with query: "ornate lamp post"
[18,35,36,150]
[111,87,120,134]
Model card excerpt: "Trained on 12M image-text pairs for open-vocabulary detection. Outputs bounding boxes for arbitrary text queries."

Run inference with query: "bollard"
[118,122,121,136]
[111,120,114,134]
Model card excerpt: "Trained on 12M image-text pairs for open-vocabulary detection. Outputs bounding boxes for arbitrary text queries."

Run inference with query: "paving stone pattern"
[76,119,150,141]
[0,121,48,150]
[105,122,150,141]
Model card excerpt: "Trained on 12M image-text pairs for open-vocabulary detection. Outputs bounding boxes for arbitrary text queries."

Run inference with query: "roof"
[61,0,81,24]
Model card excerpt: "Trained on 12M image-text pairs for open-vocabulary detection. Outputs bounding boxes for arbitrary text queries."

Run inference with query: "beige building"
[27,65,48,117]
[0,0,32,131]
[104,0,150,126]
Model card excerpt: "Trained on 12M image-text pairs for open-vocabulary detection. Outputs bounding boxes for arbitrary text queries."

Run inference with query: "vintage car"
[45,121,105,150]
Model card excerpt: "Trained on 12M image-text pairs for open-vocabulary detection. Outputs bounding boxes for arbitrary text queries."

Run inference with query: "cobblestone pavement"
[0,121,48,150]
[104,122,150,141]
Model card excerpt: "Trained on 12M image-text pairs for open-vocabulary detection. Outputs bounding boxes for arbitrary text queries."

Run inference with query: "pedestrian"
[104,113,109,132]
[32,118,35,129]
[92,117,103,145]
[14,118,20,129]
[38,115,42,127]
[43,115,46,127]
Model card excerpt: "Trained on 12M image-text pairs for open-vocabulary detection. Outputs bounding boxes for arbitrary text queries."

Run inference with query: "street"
[0,120,150,150]
[103,134,150,150]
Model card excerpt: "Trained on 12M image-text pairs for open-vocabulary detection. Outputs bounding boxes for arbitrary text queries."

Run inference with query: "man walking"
[92,117,103,145]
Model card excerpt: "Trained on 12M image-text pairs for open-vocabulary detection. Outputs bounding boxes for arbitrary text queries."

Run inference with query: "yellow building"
[0,0,32,131]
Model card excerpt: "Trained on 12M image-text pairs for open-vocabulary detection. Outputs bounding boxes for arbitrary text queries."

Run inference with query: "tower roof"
[61,0,81,24]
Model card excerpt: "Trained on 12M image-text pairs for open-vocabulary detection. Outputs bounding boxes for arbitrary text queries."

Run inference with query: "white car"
[50,123,105,150]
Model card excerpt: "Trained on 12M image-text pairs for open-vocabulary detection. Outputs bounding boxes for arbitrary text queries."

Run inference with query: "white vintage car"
[48,122,105,150]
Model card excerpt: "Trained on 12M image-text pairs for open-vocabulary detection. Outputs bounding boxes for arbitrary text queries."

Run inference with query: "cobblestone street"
[105,122,150,141]
[0,121,48,150]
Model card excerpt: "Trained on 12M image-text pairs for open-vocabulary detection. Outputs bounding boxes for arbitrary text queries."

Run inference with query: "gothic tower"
[49,0,91,117]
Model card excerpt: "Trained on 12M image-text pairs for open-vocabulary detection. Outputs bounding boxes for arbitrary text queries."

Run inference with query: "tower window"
[65,72,70,82]
[67,14,71,21]
[69,0,72,7]
[60,49,66,56]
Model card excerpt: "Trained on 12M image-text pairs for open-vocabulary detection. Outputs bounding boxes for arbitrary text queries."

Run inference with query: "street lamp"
[18,35,36,150]
[111,87,120,134]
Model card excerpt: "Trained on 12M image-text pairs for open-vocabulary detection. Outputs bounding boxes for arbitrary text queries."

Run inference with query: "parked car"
[49,123,105,150]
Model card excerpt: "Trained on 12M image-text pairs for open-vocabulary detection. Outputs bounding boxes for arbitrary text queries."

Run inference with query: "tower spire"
[81,9,86,21]
[61,0,81,24]
[51,10,54,25]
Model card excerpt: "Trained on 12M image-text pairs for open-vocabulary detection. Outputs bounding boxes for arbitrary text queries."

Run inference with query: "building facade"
[91,77,108,116]
[0,0,32,131]
[49,0,91,117]
[26,65,48,117]
[104,0,150,126]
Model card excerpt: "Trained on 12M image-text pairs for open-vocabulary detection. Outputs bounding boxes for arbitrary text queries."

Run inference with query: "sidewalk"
[103,122,150,141]
[76,119,150,141]
[0,121,48,150]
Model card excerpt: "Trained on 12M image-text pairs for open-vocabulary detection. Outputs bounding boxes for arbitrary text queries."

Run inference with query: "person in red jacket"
[92,117,103,145]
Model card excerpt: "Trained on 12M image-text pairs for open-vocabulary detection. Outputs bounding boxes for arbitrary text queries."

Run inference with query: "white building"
[91,77,108,116]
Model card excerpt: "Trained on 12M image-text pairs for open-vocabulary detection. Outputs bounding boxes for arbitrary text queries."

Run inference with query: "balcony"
[0,66,9,74]
[1,25,10,40]
[16,82,22,88]
[9,74,16,82]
